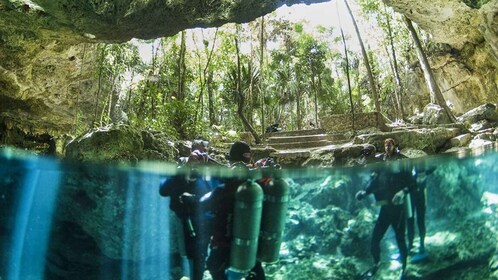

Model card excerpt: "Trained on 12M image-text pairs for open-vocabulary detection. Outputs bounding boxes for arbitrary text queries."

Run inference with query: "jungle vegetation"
[88,0,455,144]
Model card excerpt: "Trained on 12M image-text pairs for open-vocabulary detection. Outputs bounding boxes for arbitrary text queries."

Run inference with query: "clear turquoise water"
[1,144,497,280]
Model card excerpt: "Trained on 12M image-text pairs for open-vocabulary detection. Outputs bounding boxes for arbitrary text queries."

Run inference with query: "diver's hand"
[392,190,405,205]
[189,150,208,163]
[356,190,367,201]
[179,192,196,204]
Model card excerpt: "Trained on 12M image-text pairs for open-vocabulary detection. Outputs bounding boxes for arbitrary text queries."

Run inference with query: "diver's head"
[384,138,396,155]
[229,141,251,164]
[192,139,209,153]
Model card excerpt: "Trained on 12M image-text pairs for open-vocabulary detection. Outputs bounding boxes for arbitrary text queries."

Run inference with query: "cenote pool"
[1,145,497,280]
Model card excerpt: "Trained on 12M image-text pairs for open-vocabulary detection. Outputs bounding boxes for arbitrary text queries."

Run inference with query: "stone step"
[268,139,332,150]
[270,150,311,158]
[325,133,349,142]
[266,128,325,138]
[268,134,328,144]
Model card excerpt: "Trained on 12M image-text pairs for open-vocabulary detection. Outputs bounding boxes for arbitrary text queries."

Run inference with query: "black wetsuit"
[159,171,216,280]
[363,169,415,272]
[406,168,434,252]
[407,183,426,251]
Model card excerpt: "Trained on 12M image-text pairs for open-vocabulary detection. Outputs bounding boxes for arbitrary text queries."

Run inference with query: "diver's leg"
[371,208,390,266]
[173,214,191,278]
[416,189,427,252]
[392,206,408,276]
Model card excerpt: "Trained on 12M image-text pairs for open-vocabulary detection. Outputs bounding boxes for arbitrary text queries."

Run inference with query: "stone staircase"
[217,129,353,165]
[265,129,349,150]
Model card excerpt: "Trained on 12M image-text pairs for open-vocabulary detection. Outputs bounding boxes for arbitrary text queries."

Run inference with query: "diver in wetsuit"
[377,138,407,161]
[356,159,415,280]
[202,141,267,280]
[159,147,220,280]
[407,166,435,262]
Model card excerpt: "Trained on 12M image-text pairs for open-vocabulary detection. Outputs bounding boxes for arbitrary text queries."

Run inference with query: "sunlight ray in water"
[121,170,138,280]
[7,158,61,280]
[137,172,170,279]
[120,171,171,280]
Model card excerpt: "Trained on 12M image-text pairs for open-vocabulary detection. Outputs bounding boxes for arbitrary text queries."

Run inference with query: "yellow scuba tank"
[257,176,289,263]
[229,180,264,272]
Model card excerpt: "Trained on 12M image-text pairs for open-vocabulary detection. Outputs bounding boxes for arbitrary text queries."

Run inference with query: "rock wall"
[0,41,99,135]
[385,0,498,115]
[320,112,391,133]
[404,43,498,115]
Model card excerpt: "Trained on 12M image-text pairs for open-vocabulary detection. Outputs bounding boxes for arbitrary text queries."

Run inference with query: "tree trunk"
[207,71,216,125]
[296,91,302,130]
[344,0,380,113]
[235,34,261,144]
[339,16,356,135]
[404,16,456,123]
[177,31,187,101]
[260,16,266,140]
[150,43,160,119]
[311,74,319,128]
[384,45,402,118]
[384,6,405,119]
[194,29,218,126]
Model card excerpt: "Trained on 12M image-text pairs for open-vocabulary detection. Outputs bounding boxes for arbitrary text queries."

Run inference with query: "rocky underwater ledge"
[1,143,498,280]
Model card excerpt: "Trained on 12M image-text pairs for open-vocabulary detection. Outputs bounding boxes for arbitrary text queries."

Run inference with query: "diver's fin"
[390,253,401,261]
[358,265,378,280]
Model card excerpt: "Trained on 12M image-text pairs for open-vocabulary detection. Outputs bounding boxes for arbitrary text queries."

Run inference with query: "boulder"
[65,124,177,162]
[65,125,144,162]
[450,133,473,147]
[469,138,494,148]
[458,103,498,124]
[423,103,451,125]
[474,132,496,142]
[353,127,460,153]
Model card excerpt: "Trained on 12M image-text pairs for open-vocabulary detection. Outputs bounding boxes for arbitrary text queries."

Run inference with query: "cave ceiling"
[1,0,329,43]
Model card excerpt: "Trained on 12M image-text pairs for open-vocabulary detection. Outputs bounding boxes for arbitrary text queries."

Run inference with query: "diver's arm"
[159,177,175,197]
[199,185,224,211]
[356,172,378,201]
[364,172,380,195]
[159,173,188,197]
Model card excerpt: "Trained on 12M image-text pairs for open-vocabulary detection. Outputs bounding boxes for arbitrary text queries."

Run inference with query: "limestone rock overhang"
[3,0,329,43]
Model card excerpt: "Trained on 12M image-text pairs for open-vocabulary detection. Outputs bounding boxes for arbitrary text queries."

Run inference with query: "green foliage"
[94,42,142,127]
[86,5,444,140]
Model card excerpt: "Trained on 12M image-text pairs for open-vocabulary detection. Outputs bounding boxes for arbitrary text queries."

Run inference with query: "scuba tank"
[404,193,413,219]
[257,176,289,263]
[228,180,264,273]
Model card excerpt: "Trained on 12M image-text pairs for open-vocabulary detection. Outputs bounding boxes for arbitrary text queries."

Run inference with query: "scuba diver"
[202,141,265,280]
[407,166,435,263]
[159,141,221,280]
[201,141,288,280]
[377,138,407,161]
[356,159,416,280]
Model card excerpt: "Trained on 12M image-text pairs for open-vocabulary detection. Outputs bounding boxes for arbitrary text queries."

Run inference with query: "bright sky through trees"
[277,1,381,51]
[134,0,381,63]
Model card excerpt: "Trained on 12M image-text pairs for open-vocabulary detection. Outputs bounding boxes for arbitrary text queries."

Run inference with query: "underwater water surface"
[0,145,497,280]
